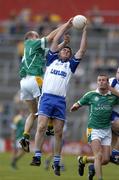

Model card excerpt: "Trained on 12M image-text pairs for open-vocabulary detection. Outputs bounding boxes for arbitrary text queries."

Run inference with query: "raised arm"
[50,19,73,52]
[57,34,70,51]
[46,22,71,43]
[75,24,87,59]
[70,102,82,112]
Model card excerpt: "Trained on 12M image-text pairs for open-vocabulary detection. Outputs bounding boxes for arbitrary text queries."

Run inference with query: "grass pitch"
[0,152,119,180]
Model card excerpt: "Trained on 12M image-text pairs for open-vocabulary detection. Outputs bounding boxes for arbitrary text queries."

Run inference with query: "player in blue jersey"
[19,25,70,152]
[107,68,119,164]
[30,18,87,176]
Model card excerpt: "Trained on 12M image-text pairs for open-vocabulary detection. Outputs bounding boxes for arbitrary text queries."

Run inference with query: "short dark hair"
[63,46,72,56]
[98,74,109,82]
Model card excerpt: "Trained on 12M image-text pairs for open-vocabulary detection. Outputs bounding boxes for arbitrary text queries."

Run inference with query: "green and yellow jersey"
[78,90,119,129]
[12,114,25,140]
[19,37,48,79]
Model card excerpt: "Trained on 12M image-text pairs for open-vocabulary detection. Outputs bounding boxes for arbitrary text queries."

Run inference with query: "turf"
[0,152,119,180]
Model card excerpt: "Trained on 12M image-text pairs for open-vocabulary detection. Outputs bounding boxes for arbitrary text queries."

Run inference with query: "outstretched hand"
[66,18,73,28]
[83,20,88,31]
[70,103,80,112]
[63,34,70,44]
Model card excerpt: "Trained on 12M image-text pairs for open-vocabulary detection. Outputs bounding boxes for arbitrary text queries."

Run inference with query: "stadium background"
[0,0,119,155]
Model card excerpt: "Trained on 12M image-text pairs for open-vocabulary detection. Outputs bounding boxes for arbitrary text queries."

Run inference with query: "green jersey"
[12,115,25,140]
[19,37,47,78]
[78,90,119,129]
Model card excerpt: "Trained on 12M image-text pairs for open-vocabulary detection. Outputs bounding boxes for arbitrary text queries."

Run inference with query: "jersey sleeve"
[78,92,91,106]
[69,56,81,73]
[46,50,59,66]
[109,77,117,87]
[32,37,47,50]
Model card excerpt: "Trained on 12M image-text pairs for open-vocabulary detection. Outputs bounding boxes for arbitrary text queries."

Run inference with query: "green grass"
[0,152,119,180]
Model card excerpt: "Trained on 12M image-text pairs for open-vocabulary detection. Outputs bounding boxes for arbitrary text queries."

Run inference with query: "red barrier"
[0,138,92,155]
[0,0,119,23]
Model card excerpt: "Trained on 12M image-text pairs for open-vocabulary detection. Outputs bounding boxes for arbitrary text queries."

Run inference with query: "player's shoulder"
[83,90,96,97]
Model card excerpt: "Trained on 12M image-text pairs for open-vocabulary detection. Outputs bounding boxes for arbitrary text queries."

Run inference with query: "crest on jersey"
[64,63,68,68]
[94,96,99,101]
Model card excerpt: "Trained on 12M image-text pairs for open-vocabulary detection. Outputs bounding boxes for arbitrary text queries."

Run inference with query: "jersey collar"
[95,88,111,95]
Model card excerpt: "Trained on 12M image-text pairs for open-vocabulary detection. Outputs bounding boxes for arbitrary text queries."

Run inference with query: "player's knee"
[102,157,110,165]
[37,123,47,133]
[101,153,110,165]
[30,112,37,119]
[55,129,63,138]
[95,152,102,162]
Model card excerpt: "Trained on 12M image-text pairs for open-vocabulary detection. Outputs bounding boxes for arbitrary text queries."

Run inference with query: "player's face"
[116,68,119,80]
[59,48,71,61]
[97,76,109,90]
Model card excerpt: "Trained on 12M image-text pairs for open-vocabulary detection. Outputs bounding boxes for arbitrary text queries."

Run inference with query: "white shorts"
[87,128,112,146]
[20,76,42,100]
[12,139,22,149]
[16,139,22,149]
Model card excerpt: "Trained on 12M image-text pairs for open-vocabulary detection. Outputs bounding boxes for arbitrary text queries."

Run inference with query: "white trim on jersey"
[109,77,119,112]
[41,37,46,49]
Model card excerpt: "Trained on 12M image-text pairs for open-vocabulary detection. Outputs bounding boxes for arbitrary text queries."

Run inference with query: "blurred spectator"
[8,10,17,35]
[36,12,62,37]
[106,58,118,73]
[37,13,54,37]
[7,8,32,35]
[92,55,105,73]
[11,108,26,169]
[18,8,31,23]
[50,13,62,24]
[87,5,105,32]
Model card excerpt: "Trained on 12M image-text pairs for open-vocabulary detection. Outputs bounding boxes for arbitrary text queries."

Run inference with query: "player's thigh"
[37,115,49,129]
[53,119,64,134]
[91,139,102,155]
[25,99,38,113]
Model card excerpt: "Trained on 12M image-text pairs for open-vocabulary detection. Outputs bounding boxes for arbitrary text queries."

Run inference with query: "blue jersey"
[42,50,81,97]
[109,77,119,121]
[109,77,119,112]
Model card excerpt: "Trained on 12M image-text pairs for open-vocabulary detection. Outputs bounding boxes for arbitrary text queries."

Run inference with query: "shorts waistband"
[43,93,65,99]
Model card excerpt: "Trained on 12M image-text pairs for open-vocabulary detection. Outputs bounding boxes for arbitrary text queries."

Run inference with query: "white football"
[73,15,87,29]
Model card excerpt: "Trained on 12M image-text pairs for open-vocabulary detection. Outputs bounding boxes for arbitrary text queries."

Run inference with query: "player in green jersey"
[11,109,26,169]
[70,74,119,180]
[87,68,119,180]
[19,25,70,152]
